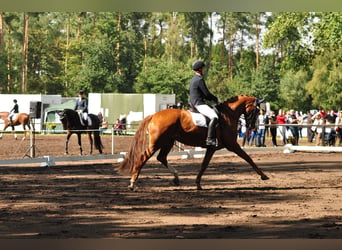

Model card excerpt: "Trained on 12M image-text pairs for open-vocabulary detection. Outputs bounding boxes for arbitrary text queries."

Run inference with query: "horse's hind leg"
[87,132,93,154]
[156,142,180,186]
[77,133,83,155]
[129,146,157,191]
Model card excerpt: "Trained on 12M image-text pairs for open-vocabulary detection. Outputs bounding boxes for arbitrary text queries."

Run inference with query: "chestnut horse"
[118,95,269,191]
[58,109,103,155]
[0,111,31,140]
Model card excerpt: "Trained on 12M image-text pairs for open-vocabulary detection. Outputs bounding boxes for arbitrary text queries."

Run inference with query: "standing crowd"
[238,107,342,147]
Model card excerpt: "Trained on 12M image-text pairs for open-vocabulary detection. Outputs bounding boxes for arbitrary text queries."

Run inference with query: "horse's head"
[57,110,68,130]
[244,97,263,130]
[218,95,263,130]
[58,109,79,130]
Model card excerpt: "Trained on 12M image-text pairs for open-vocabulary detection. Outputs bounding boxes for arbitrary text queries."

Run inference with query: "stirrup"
[206,138,217,146]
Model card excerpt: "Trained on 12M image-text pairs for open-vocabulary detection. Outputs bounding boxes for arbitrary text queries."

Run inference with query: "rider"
[9,99,19,126]
[189,61,220,146]
[74,90,90,127]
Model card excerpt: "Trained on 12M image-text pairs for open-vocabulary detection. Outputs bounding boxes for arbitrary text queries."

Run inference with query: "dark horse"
[58,109,103,155]
[118,95,269,191]
[0,111,31,140]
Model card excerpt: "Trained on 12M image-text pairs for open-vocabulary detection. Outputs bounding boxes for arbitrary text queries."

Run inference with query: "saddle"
[188,103,219,128]
[76,110,92,127]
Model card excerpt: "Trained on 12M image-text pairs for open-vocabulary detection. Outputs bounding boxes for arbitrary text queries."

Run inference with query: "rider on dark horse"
[189,61,220,146]
[74,90,91,127]
[9,99,19,126]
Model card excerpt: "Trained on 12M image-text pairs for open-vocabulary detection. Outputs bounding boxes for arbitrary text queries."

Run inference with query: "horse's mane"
[224,94,254,104]
[216,94,256,116]
[63,109,78,117]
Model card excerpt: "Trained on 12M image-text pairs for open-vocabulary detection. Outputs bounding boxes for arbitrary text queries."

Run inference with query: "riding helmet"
[78,90,84,95]
[192,61,205,71]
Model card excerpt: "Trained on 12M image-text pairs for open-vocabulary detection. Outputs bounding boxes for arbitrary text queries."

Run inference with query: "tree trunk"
[255,14,260,72]
[228,31,233,80]
[221,14,226,66]
[116,12,122,75]
[6,24,12,93]
[0,12,4,50]
[65,13,70,88]
[21,13,29,93]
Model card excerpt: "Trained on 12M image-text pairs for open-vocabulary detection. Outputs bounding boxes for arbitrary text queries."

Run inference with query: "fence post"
[111,126,114,155]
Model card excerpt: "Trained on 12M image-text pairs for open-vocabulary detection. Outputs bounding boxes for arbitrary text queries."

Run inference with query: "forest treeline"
[0,12,341,111]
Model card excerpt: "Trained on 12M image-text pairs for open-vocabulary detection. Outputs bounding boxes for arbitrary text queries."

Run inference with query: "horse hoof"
[196,185,203,191]
[173,178,180,186]
[261,175,269,180]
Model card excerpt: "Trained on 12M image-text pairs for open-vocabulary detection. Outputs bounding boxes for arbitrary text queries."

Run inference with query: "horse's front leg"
[77,133,83,155]
[22,124,28,140]
[65,132,72,154]
[227,143,269,180]
[11,125,17,140]
[196,148,216,190]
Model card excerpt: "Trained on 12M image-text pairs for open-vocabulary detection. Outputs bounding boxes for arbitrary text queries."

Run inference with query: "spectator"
[120,115,127,131]
[324,109,337,146]
[268,110,278,147]
[318,106,326,118]
[257,109,268,147]
[98,112,103,125]
[297,112,304,138]
[312,112,324,146]
[177,101,184,109]
[239,114,248,148]
[98,112,104,134]
[114,118,123,135]
[249,126,259,147]
[307,110,315,143]
[335,111,342,146]
[276,109,287,145]
[288,109,299,145]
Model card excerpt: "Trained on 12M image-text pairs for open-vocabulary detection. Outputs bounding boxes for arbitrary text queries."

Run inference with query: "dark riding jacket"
[189,73,218,107]
[74,97,88,113]
[10,104,19,113]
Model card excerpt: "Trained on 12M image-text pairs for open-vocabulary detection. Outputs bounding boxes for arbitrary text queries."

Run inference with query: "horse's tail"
[94,129,104,153]
[117,115,153,175]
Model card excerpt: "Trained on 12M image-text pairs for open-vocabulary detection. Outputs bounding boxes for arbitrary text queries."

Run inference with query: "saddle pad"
[188,111,207,127]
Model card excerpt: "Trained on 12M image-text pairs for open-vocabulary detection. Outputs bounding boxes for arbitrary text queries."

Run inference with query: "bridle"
[245,99,261,130]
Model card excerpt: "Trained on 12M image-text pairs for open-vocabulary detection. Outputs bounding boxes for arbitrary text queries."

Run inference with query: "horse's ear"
[257,98,264,105]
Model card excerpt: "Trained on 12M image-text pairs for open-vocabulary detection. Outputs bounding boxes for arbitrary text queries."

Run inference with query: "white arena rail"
[284,144,342,153]
[0,146,282,167]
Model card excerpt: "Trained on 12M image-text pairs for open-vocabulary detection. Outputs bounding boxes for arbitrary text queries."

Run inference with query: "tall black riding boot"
[206,117,218,146]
